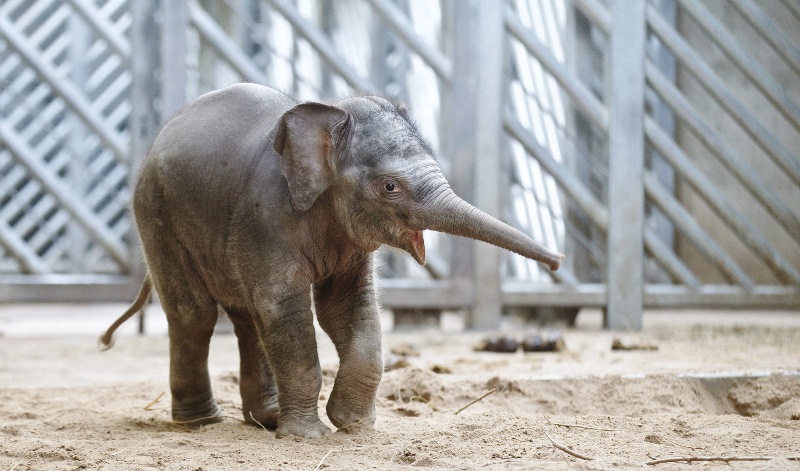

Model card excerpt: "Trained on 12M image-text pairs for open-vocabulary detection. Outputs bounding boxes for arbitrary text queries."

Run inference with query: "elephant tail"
[98,275,153,351]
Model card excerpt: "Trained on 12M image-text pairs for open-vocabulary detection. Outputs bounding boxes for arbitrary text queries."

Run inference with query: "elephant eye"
[384,181,397,192]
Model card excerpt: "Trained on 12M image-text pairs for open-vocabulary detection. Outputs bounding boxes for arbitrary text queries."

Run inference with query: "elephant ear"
[272,102,350,211]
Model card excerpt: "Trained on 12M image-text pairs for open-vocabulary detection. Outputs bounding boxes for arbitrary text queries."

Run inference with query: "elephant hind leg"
[167,312,222,427]
[223,306,279,428]
[143,237,222,426]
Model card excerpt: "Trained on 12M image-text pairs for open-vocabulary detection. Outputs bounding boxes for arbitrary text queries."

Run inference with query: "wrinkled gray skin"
[111,83,563,439]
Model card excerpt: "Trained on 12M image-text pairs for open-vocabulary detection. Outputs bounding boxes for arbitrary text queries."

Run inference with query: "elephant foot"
[326,394,376,433]
[275,415,330,439]
[242,398,279,429]
[172,393,223,427]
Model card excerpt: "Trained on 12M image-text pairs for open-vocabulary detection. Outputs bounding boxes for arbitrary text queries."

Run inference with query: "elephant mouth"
[402,230,426,265]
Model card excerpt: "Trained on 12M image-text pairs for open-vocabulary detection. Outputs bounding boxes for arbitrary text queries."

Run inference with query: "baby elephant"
[100,84,563,438]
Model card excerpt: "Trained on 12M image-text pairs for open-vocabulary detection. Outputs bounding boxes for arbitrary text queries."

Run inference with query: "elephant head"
[273,95,564,270]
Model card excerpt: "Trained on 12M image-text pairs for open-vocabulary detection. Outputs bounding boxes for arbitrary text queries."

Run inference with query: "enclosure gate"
[2,0,799,328]
[0,0,147,301]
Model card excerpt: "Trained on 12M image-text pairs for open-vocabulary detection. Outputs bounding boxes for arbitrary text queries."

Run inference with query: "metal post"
[606,0,646,330]
[161,0,188,122]
[68,11,91,273]
[440,1,477,320]
[469,1,506,330]
[130,1,160,201]
[130,0,161,319]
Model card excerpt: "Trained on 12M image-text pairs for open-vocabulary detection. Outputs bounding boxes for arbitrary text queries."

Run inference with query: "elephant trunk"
[418,188,564,271]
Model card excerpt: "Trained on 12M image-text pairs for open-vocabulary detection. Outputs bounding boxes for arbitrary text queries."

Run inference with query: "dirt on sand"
[0,308,798,470]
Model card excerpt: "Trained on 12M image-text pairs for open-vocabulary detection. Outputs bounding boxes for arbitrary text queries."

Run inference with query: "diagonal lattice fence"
[1,0,798,327]
[0,0,134,297]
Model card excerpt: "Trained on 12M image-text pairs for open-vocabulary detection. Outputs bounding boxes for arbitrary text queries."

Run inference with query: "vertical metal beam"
[606,0,646,330]
[131,1,159,183]
[441,1,477,313]
[130,0,160,291]
[68,12,91,273]
[161,0,188,122]
[469,0,506,330]
[188,2,269,85]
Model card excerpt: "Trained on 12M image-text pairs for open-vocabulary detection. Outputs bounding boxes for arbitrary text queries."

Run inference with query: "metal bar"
[0,221,49,274]
[647,4,800,188]
[642,285,800,310]
[90,69,130,115]
[647,0,678,270]
[23,200,68,263]
[378,280,800,310]
[0,274,139,302]
[646,61,800,246]
[441,1,477,311]
[4,0,53,30]
[0,122,129,267]
[129,0,159,169]
[189,1,269,85]
[363,0,452,83]
[642,230,700,289]
[29,209,71,264]
[644,171,755,290]
[505,114,700,288]
[572,0,610,33]
[8,191,56,249]
[0,173,40,223]
[509,14,564,269]
[784,0,800,22]
[128,0,160,292]
[161,0,188,122]
[377,279,470,310]
[0,15,129,165]
[65,0,131,63]
[644,116,800,285]
[68,10,92,274]
[678,0,800,135]
[268,0,373,92]
[731,0,800,77]
[0,0,28,16]
[506,115,607,232]
[25,3,71,57]
[606,0,646,330]
[509,173,578,287]
[84,47,124,91]
[505,6,609,131]
[502,282,606,307]
[101,0,127,19]
[470,0,505,330]
[502,282,800,309]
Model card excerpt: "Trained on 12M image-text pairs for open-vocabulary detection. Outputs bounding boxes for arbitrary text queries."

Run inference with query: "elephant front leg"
[314,256,383,432]
[255,290,329,439]
[224,307,279,428]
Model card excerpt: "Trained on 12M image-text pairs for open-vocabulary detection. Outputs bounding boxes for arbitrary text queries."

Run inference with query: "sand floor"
[0,305,798,470]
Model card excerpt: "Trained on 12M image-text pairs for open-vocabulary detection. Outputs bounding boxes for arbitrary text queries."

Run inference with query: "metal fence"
[1,0,798,329]
[0,0,139,300]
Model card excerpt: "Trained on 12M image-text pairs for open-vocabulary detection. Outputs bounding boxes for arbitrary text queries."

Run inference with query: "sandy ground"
[0,305,798,470]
